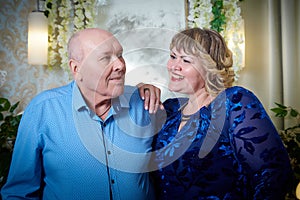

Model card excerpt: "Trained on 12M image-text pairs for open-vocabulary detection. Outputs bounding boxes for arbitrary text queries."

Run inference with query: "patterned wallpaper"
[0,0,185,111]
[0,0,70,112]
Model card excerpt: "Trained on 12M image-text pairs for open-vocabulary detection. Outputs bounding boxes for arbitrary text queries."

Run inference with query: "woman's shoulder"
[209,86,262,111]
[224,86,259,101]
[220,86,265,112]
[163,97,188,113]
[163,98,180,106]
[225,85,254,95]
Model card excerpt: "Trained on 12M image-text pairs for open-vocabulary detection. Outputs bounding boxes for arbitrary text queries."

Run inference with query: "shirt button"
[107,150,111,155]
[111,179,115,184]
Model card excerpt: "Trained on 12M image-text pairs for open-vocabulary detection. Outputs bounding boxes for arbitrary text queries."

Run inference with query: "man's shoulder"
[122,85,142,103]
[123,85,139,96]
[27,82,73,108]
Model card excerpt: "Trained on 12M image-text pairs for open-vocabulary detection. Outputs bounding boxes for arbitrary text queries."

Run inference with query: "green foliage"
[271,103,300,131]
[44,1,52,18]
[271,102,300,199]
[210,0,226,32]
[0,98,22,189]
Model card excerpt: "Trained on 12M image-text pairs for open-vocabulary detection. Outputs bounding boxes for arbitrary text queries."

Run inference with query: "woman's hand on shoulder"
[137,83,164,114]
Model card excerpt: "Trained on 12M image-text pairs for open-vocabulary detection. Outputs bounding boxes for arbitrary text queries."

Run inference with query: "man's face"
[78,36,126,102]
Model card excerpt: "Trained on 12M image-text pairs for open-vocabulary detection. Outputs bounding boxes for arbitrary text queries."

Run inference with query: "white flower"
[187,0,245,80]
[0,70,7,88]
[188,0,213,28]
[46,0,98,72]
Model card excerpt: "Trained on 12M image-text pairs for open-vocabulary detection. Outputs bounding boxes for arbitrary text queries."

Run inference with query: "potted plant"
[271,103,300,199]
[0,97,22,189]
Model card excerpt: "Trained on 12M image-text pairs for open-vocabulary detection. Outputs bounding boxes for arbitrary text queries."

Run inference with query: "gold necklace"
[181,114,192,121]
[179,102,193,121]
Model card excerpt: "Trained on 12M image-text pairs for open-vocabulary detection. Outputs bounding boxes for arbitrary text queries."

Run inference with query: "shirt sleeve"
[228,87,293,199]
[1,103,43,199]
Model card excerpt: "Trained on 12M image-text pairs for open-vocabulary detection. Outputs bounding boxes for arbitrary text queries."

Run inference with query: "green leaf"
[290,109,299,117]
[210,0,226,33]
[270,108,287,117]
[46,2,52,9]
[9,102,20,113]
[0,98,10,112]
[274,102,287,109]
[270,107,281,113]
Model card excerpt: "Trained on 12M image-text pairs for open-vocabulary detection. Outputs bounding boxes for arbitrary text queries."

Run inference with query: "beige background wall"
[237,0,270,104]
[0,0,296,127]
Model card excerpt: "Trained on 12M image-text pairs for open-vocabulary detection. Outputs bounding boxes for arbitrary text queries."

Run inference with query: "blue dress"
[152,86,293,200]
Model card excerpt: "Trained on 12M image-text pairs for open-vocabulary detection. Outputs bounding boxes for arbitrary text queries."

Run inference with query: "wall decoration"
[0,0,70,111]
[45,0,103,73]
[186,0,245,80]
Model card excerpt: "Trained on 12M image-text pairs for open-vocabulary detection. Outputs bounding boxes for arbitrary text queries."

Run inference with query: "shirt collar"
[110,87,131,115]
[72,81,131,116]
[72,81,89,112]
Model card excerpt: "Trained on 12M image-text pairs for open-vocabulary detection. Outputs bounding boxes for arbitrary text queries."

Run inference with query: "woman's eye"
[170,54,176,59]
[183,59,191,63]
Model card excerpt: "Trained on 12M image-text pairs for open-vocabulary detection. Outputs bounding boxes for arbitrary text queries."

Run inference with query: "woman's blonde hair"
[169,28,234,96]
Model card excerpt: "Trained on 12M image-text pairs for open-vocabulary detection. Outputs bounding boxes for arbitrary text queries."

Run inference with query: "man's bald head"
[67,28,114,63]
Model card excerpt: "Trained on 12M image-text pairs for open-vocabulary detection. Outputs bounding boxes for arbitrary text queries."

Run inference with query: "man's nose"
[112,56,125,71]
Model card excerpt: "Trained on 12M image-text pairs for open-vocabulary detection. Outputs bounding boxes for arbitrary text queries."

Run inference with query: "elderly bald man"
[1,28,164,200]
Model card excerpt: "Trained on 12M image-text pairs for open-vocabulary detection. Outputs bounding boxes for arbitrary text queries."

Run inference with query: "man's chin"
[111,84,125,98]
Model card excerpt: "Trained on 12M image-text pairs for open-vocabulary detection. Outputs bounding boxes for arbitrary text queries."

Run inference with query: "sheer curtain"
[237,0,300,129]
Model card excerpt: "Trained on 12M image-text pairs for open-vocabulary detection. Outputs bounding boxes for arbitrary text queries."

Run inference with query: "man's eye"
[99,56,110,61]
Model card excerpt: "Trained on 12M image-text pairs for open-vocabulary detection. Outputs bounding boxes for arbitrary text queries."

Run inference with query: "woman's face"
[167,47,206,95]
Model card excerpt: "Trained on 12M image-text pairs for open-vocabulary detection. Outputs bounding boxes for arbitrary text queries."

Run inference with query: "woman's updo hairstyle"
[169,27,234,96]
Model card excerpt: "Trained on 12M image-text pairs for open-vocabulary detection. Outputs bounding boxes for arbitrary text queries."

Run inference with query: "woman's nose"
[167,59,181,71]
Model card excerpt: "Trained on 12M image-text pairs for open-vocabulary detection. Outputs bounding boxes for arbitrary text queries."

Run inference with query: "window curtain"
[279,0,300,129]
[237,0,300,129]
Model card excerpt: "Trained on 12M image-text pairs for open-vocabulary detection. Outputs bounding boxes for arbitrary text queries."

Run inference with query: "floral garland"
[187,0,245,80]
[0,70,7,88]
[45,0,100,73]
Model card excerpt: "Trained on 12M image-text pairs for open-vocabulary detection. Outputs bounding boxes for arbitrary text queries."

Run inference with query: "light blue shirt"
[1,81,159,200]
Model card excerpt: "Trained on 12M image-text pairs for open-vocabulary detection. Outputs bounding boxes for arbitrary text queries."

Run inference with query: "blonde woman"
[152,28,293,199]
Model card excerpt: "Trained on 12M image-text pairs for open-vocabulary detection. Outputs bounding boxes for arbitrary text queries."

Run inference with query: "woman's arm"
[228,87,293,199]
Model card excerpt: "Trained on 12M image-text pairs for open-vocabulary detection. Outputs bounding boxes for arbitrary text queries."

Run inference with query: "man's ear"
[69,59,83,82]
[69,59,76,73]
[69,59,79,76]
